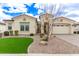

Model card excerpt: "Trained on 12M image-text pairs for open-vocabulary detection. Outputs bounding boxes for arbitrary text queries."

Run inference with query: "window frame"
[8,25,12,30]
[20,22,29,31]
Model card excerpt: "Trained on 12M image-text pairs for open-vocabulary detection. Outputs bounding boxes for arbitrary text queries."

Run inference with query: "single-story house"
[0,13,79,35]
[3,14,37,35]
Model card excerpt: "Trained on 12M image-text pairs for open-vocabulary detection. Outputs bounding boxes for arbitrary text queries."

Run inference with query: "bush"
[14,30,19,36]
[9,31,13,36]
[74,31,76,34]
[77,31,79,34]
[4,31,9,36]
[42,38,48,41]
[30,33,34,36]
[40,33,44,38]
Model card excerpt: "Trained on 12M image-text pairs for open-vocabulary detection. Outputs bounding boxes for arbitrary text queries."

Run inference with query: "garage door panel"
[52,26,70,34]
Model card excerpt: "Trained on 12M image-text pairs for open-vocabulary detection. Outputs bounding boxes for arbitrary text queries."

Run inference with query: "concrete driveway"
[28,35,79,54]
[56,34,79,47]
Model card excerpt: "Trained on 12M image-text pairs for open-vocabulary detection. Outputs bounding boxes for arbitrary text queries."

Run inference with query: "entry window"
[20,22,29,31]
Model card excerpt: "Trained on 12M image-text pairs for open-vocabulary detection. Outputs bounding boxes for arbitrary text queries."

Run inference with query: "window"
[20,25,24,31]
[8,25,12,30]
[25,25,29,31]
[8,23,12,30]
[20,22,29,31]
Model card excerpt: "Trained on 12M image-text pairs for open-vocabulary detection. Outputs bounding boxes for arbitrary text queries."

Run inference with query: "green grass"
[0,37,33,54]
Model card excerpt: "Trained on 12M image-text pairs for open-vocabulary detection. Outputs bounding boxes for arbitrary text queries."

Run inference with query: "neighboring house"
[3,14,37,35]
[0,22,5,33]
[72,22,79,34]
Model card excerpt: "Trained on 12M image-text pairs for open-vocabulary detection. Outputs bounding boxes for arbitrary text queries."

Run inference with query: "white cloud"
[0,0,79,3]
[5,7,27,13]
[2,3,27,13]
[25,13,33,16]
[67,10,79,15]
[0,2,79,22]
[38,9,44,14]
[0,8,12,22]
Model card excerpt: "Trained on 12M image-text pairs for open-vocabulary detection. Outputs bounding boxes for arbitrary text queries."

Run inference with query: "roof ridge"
[55,16,76,22]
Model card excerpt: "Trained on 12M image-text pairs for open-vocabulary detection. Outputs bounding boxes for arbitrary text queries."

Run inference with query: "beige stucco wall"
[4,15,37,35]
[4,21,14,31]
[40,13,54,34]
[0,24,5,33]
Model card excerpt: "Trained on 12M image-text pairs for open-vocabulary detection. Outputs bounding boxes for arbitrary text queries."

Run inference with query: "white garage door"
[52,25,70,34]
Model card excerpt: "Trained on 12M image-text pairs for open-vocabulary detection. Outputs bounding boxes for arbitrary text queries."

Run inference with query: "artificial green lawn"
[0,37,33,54]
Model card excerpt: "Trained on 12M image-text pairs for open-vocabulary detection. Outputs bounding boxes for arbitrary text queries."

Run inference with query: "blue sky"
[0,2,79,21]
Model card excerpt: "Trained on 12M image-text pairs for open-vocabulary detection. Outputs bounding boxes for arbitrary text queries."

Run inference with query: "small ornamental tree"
[4,31,9,36]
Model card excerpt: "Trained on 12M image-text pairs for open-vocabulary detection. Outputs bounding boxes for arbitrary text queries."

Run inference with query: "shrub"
[40,33,44,38]
[74,31,76,34]
[4,31,9,36]
[9,30,13,36]
[14,30,19,36]
[42,36,48,41]
[42,38,48,41]
[30,33,34,36]
[77,31,79,34]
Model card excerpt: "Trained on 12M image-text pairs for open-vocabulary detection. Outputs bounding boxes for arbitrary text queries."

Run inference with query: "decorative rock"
[40,41,48,45]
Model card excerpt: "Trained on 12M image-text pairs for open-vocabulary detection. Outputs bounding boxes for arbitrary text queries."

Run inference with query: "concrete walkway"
[28,35,79,54]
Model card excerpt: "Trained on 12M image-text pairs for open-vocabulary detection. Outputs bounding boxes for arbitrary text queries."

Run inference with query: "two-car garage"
[52,24,70,34]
